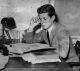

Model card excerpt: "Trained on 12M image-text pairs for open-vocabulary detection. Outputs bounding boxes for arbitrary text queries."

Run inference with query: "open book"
[6,43,56,54]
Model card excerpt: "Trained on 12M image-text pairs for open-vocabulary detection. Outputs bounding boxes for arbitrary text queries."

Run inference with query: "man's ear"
[51,15,55,22]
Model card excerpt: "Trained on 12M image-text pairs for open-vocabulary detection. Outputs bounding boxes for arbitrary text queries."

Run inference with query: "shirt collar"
[47,25,54,35]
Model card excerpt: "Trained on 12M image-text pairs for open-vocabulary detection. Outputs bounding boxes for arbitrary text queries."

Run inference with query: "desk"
[2,57,73,71]
[2,43,74,71]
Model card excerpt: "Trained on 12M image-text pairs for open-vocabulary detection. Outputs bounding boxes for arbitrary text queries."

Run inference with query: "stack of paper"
[22,53,61,64]
[5,43,60,64]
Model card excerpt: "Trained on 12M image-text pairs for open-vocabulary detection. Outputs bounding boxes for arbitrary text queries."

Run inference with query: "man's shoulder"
[57,24,69,31]
[56,24,70,36]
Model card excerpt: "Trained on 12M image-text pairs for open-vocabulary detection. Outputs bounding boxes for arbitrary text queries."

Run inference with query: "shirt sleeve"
[33,31,44,43]
[57,28,70,58]
[22,30,43,44]
[22,31,34,43]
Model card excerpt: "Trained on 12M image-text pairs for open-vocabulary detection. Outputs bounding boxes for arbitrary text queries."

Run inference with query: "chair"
[68,40,80,71]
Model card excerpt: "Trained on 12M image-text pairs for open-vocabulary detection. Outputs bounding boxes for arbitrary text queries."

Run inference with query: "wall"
[55,0,80,37]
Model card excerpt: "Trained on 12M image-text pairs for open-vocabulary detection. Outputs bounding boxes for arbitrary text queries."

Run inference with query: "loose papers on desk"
[22,53,61,64]
[5,43,61,64]
[0,53,9,69]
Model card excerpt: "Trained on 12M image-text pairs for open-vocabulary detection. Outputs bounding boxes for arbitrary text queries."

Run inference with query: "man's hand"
[27,16,40,32]
[30,16,40,25]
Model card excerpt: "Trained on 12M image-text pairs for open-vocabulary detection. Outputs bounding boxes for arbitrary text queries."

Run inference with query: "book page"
[6,43,56,54]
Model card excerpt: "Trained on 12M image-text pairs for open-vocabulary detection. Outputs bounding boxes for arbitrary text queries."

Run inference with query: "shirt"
[47,24,55,37]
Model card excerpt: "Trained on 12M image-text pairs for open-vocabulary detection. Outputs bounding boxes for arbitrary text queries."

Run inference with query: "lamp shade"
[1,17,16,29]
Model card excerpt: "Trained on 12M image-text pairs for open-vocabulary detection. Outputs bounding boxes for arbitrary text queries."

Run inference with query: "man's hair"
[37,4,59,22]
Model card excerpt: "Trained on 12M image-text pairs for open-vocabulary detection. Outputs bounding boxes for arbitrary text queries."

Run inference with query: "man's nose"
[41,22,45,25]
[41,23,43,26]
[41,20,45,24]
[41,19,45,23]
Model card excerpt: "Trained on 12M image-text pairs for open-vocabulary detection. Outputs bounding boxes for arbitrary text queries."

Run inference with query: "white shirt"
[47,25,55,36]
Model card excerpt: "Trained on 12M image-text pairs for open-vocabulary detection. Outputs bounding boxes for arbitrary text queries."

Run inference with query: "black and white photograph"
[0,0,80,71]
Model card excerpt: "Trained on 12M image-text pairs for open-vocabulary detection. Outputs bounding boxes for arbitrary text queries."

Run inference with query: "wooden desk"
[2,57,73,71]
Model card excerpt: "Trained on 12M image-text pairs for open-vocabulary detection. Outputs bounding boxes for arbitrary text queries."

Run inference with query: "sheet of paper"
[0,53,9,69]
[22,53,61,64]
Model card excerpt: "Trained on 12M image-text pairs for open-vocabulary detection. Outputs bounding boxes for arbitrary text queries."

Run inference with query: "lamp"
[0,17,16,44]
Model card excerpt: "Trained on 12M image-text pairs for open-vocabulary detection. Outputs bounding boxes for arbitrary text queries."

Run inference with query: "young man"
[22,4,80,71]
[23,4,79,62]
[24,4,79,62]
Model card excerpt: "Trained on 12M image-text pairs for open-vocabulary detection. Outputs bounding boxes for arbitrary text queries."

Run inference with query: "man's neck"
[47,24,56,36]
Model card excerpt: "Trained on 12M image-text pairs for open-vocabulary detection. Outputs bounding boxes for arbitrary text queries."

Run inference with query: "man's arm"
[22,16,42,43]
[22,31,34,43]
[57,28,70,58]
[22,29,43,43]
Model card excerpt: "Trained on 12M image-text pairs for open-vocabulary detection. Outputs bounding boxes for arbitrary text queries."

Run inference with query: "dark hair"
[37,4,59,22]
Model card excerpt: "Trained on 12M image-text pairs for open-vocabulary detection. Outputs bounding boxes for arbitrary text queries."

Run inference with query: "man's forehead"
[39,13,49,17]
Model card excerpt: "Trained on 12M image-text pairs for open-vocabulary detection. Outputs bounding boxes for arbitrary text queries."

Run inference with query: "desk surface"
[2,57,73,71]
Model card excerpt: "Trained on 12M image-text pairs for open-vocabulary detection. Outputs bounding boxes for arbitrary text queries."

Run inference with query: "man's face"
[39,13,53,29]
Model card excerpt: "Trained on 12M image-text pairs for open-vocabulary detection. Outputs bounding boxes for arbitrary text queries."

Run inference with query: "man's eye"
[44,18,47,20]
